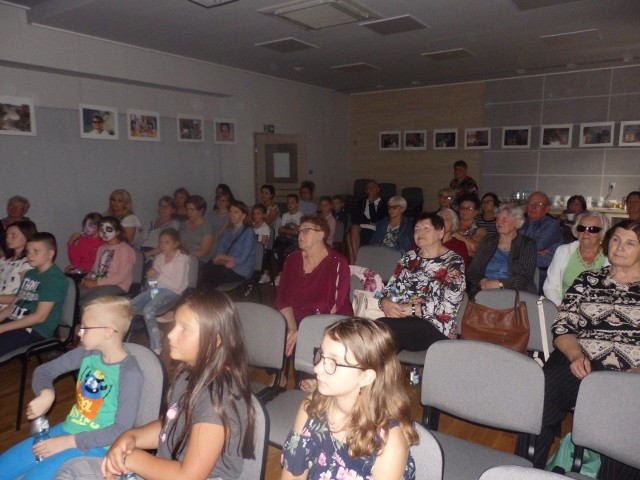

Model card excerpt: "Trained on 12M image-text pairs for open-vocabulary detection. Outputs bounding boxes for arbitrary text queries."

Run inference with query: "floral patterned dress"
[281,415,415,480]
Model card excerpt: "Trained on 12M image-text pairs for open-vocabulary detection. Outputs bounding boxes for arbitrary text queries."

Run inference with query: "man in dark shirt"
[347,180,388,263]
[449,160,478,207]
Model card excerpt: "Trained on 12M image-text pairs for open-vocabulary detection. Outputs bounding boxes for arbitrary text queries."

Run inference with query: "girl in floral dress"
[281,317,417,480]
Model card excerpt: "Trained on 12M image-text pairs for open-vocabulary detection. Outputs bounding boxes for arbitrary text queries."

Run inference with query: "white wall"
[0,3,350,265]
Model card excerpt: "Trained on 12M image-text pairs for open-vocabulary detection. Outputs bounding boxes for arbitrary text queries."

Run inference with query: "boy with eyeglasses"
[0,296,142,479]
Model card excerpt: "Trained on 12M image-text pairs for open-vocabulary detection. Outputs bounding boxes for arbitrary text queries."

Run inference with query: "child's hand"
[146,268,159,279]
[101,433,136,477]
[32,435,75,459]
[67,232,82,245]
[81,278,98,289]
[27,389,55,419]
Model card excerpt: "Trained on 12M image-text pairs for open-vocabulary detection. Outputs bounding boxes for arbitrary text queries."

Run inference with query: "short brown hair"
[300,214,330,243]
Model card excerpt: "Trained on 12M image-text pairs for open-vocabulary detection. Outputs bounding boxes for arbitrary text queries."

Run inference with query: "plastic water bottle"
[31,415,50,462]
[409,367,420,386]
[149,280,159,299]
[120,472,137,479]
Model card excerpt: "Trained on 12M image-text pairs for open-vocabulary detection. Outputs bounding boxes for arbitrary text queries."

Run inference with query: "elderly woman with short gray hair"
[543,211,610,306]
[369,195,413,252]
[467,204,537,298]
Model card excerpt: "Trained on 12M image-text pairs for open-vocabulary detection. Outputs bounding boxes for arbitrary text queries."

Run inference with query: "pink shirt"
[153,251,190,295]
[93,242,135,292]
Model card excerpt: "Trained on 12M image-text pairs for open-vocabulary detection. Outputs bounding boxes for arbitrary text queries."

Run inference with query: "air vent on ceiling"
[188,0,239,7]
[259,0,380,30]
[255,37,318,53]
[360,14,429,35]
[421,48,475,61]
[331,62,380,73]
[541,29,600,46]
[511,0,579,10]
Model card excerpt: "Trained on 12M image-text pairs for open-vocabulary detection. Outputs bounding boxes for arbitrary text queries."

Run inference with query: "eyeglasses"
[576,225,602,233]
[482,200,494,204]
[439,195,453,199]
[527,202,548,207]
[299,227,322,235]
[313,348,365,375]
[79,326,118,333]
[92,120,103,124]
[460,206,476,211]
[388,205,402,209]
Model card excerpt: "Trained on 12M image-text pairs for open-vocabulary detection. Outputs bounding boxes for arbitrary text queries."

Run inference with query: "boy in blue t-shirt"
[0,296,143,480]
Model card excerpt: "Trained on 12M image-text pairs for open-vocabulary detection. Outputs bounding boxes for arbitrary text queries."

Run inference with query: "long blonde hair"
[106,189,134,219]
[306,317,418,457]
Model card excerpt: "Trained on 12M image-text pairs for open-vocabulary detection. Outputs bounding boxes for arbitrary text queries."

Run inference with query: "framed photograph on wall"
[80,104,118,139]
[618,121,640,147]
[177,114,204,142]
[433,128,458,149]
[540,124,572,149]
[379,131,401,151]
[502,126,531,149]
[579,122,614,147]
[214,118,236,144]
[464,128,490,149]
[403,130,426,150]
[128,109,160,141]
[0,95,36,136]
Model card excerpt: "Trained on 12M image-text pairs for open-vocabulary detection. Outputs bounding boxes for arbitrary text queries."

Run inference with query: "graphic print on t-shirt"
[74,365,114,422]
[8,275,41,320]
[95,249,115,278]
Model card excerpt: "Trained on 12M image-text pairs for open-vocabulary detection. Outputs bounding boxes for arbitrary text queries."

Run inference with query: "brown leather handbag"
[460,290,530,353]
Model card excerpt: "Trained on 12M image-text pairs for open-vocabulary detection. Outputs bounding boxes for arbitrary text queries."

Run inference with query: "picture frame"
[214,118,236,144]
[579,122,614,147]
[128,109,160,141]
[177,114,204,142]
[502,126,531,149]
[403,130,426,150]
[80,104,118,140]
[379,131,401,151]
[433,128,458,149]
[0,95,36,136]
[540,124,572,149]
[618,121,640,147]
[464,128,490,149]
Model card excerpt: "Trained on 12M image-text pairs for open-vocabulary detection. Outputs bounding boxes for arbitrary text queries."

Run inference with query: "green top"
[562,248,606,297]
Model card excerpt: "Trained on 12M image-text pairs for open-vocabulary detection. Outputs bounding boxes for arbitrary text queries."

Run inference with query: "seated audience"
[370,195,413,253]
[0,232,68,356]
[318,195,336,246]
[452,194,487,257]
[0,220,36,311]
[626,190,640,221]
[206,192,231,236]
[131,228,189,354]
[281,318,417,480]
[467,204,537,298]
[449,159,478,206]
[378,213,465,352]
[0,296,142,480]
[347,180,388,264]
[66,213,104,275]
[519,191,562,293]
[200,200,256,288]
[173,187,190,221]
[544,212,609,306]
[475,192,500,236]
[437,208,469,269]
[260,184,280,226]
[437,187,455,211]
[516,220,640,480]
[79,217,135,305]
[298,180,318,216]
[139,196,179,257]
[1,195,31,253]
[58,290,256,480]
[105,189,142,245]
[275,215,352,357]
[274,194,303,277]
[178,195,215,263]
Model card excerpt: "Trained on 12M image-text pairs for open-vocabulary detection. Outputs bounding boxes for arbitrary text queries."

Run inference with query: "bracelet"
[411,303,416,316]
[378,298,385,310]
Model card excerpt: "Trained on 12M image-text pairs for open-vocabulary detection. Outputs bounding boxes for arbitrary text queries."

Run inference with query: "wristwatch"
[498,281,504,289]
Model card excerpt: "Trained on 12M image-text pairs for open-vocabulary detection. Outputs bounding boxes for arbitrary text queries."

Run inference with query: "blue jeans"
[0,423,105,480]
[130,288,180,352]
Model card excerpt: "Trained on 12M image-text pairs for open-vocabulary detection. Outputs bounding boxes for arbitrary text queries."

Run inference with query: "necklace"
[578,249,602,269]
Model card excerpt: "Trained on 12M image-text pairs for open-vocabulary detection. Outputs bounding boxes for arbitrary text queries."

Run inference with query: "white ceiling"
[6,0,640,94]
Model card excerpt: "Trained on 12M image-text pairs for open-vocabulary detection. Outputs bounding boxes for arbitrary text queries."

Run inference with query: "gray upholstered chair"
[421,340,545,480]
[124,342,165,426]
[242,394,269,480]
[412,422,444,480]
[480,465,569,479]
[355,245,402,283]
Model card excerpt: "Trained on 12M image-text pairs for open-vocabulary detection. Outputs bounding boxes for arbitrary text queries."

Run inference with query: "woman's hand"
[479,278,501,290]
[380,298,405,318]
[27,389,55,419]
[569,354,591,379]
[81,278,98,289]
[101,432,137,477]
[285,329,298,357]
[32,435,75,459]
[146,268,159,279]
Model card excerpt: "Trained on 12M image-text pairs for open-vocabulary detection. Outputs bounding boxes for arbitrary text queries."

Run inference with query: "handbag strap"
[537,295,550,361]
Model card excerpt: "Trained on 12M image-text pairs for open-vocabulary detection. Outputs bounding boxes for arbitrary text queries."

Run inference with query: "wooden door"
[254,133,306,204]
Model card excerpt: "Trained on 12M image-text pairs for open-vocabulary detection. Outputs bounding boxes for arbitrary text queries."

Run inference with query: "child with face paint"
[79,217,136,307]
[66,213,105,275]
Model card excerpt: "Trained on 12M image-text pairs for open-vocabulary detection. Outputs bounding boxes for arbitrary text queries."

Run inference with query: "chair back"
[353,178,369,198]
[235,302,286,371]
[412,422,444,480]
[480,465,568,479]
[355,245,401,283]
[295,314,348,377]
[378,182,397,200]
[124,342,165,427]
[242,395,269,480]
[572,371,640,469]
[187,254,199,289]
[473,289,556,354]
[57,277,77,340]
[128,249,145,296]
[422,340,544,435]
[333,219,345,247]
[402,187,424,219]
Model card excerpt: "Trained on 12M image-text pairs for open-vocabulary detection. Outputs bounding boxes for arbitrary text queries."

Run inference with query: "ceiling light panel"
[188,0,239,7]
[331,62,380,73]
[541,29,600,46]
[255,37,318,53]
[260,0,380,30]
[421,48,475,61]
[360,15,429,35]
[511,0,579,10]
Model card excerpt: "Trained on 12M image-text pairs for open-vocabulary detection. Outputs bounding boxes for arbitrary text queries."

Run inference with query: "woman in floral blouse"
[377,212,466,352]
[281,317,417,480]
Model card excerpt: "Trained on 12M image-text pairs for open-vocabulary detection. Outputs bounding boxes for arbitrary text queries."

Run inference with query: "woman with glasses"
[281,317,418,480]
[451,194,487,258]
[377,213,466,352]
[275,215,352,358]
[543,212,609,306]
[475,192,500,236]
[370,195,413,253]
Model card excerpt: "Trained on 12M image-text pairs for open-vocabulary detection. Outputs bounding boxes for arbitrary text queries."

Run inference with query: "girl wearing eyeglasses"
[281,317,417,480]
[543,212,609,306]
